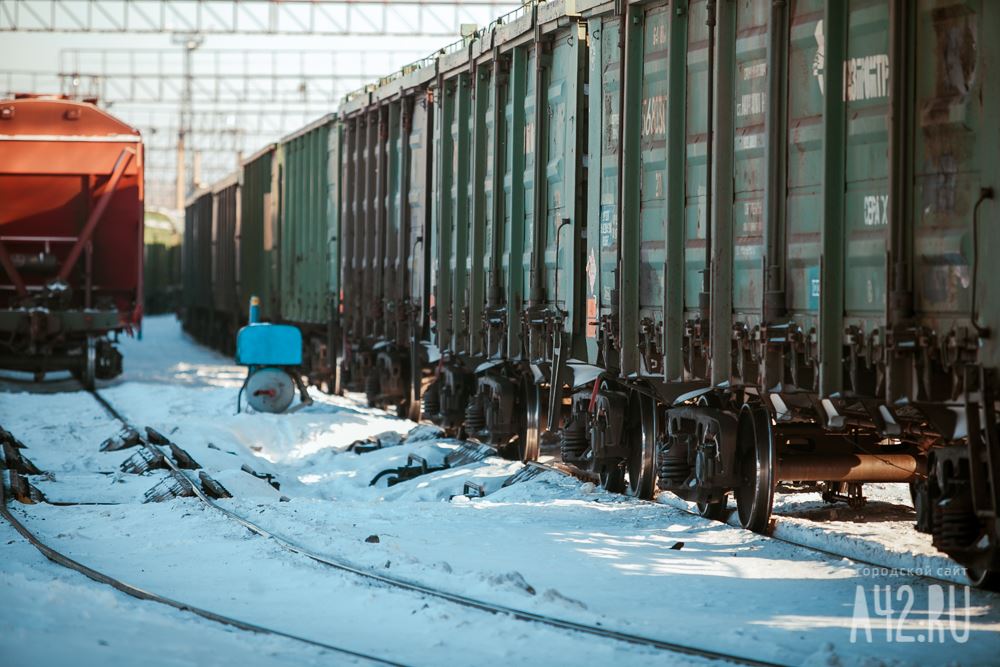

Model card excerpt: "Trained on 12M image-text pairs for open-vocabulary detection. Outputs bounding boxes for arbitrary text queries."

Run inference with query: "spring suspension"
[560,419,588,462]
[658,440,691,489]
[932,497,980,551]
[464,395,486,435]
[422,383,441,419]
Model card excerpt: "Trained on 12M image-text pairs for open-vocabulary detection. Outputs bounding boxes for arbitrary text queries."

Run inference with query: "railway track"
[80,388,788,667]
[0,445,403,666]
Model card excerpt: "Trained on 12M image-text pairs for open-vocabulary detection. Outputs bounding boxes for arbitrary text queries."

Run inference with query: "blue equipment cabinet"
[236,297,313,413]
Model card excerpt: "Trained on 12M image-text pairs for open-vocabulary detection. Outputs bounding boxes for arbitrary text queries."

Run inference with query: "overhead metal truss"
[138,110,330,207]
[0,47,425,104]
[7,69,356,104]
[0,0,516,208]
[0,0,516,37]
[127,106,335,137]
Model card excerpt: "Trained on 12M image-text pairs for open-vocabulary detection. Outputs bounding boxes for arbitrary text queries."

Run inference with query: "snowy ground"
[2,315,1000,666]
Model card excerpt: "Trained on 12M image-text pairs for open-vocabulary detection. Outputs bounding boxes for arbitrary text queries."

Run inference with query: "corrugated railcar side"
[278,114,340,388]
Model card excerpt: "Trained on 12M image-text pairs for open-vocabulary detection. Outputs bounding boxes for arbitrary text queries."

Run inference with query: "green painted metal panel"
[522,44,538,316]
[362,111,379,338]
[183,192,214,312]
[819,0,848,395]
[340,119,359,341]
[407,95,433,339]
[372,107,387,341]
[638,4,669,327]
[469,65,492,358]
[911,0,982,325]
[211,179,239,317]
[352,116,367,340]
[386,101,402,343]
[433,79,455,351]
[664,1,688,381]
[974,0,1000,367]
[585,14,621,366]
[622,2,673,377]
[785,0,824,325]
[542,26,586,342]
[279,118,334,326]
[843,1,890,325]
[239,148,278,321]
[485,58,508,359]
[708,0,736,386]
[729,0,768,318]
[327,123,340,332]
[621,6,643,375]
[442,72,474,353]
[504,45,529,359]
[450,73,472,355]
[683,0,710,352]
[548,37,576,310]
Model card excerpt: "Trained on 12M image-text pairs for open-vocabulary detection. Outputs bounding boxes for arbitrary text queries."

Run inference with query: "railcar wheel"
[81,335,97,390]
[518,381,544,463]
[696,495,728,521]
[734,404,775,533]
[625,394,657,499]
[599,463,626,494]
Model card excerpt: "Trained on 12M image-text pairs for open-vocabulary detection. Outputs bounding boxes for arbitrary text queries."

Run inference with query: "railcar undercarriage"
[414,332,1000,587]
[420,354,476,433]
[361,342,420,420]
[0,301,125,388]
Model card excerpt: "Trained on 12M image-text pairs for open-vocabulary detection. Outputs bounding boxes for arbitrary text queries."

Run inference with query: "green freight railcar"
[277,114,340,390]
[558,0,1000,586]
[180,0,1000,586]
[143,210,182,315]
[427,1,590,461]
[239,145,280,324]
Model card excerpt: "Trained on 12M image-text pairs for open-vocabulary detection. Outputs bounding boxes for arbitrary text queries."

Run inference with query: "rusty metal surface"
[778,453,923,483]
[0,95,144,330]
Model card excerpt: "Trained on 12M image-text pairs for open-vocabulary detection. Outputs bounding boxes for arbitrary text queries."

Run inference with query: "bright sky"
[0,2,514,209]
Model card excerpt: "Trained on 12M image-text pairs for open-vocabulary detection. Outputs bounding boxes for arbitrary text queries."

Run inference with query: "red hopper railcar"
[0,95,144,387]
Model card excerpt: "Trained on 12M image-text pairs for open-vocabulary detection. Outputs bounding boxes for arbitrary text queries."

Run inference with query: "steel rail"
[0,442,404,667]
[87,389,788,667]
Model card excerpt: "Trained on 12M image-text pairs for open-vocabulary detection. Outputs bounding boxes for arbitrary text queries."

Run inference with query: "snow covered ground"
[2,315,1000,666]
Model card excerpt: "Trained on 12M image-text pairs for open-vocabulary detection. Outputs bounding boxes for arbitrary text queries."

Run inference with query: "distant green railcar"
[143,210,181,316]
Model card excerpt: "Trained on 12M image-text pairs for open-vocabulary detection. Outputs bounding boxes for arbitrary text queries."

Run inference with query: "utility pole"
[172,32,204,211]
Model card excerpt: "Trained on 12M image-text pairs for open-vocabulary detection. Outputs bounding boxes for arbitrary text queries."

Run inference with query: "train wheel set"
[14,0,973,588]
